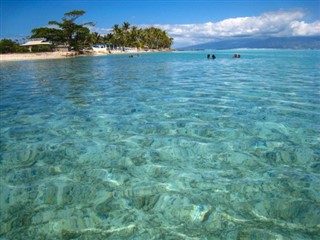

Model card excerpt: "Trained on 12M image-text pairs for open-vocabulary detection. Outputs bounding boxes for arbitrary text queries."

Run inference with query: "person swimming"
[233,54,240,58]
[207,54,216,59]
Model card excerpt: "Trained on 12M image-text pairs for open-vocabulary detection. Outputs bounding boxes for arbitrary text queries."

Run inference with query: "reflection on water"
[0,51,320,239]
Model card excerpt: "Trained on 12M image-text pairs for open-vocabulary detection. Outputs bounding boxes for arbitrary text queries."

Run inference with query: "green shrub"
[31,45,52,52]
[0,39,18,53]
[15,47,29,53]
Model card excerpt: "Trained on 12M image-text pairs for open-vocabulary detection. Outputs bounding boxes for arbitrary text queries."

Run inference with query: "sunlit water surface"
[0,50,319,239]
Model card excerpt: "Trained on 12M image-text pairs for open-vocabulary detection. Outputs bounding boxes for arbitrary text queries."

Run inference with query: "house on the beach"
[21,39,70,52]
[20,39,51,52]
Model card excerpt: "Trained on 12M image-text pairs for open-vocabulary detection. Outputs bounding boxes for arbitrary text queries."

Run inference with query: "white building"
[20,40,51,52]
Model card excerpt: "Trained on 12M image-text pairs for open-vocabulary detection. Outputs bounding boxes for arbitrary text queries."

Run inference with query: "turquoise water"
[0,50,319,239]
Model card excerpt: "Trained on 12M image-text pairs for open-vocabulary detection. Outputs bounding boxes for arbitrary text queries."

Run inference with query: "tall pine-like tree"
[31,10,94,50]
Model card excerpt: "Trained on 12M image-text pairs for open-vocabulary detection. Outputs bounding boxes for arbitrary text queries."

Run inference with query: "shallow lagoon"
[0,50,319,239]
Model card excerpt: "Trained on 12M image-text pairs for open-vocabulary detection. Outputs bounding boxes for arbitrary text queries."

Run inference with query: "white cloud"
[91,9,320,47]
[152,10,320,47]
[290,20,320,36]
[88,26,111,35]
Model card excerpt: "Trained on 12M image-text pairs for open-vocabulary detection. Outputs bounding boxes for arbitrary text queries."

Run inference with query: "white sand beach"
[0,52,80,62]
[0,49,171,62]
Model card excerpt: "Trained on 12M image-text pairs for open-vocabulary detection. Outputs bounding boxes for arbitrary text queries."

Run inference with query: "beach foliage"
[95,22,173,49]
[0,39,29,53]
[28,10,173,51]
[0,39,18,53]
[31,10,94,51]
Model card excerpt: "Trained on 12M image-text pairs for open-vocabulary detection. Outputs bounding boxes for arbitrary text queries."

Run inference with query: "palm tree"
[121,22,131,47]
[127,26,138,48]
[122,22,131,31]
[112,24,120,34]
[111,24,123,46]
[107,22,173,50]
[102,34,113,44]
[91,32,101,44]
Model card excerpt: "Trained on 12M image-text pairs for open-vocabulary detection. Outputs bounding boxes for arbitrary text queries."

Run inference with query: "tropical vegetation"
[1,10,173,53]
[93,22,173,49]
[30,10,173,51]
[0,39,23,53]
[0,39,51,53]
[31,10,94,51]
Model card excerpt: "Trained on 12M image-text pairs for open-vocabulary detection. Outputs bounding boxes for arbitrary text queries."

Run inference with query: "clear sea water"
[0,50,319,240]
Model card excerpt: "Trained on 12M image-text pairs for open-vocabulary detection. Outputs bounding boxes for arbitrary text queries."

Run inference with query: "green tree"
[31,10,94,50]
[142,27,173,49]
[108,22,173,49]
[111,24,121,46]
[91,32,102,44]
[0,39,19,53]
[128,26,140,48]
[121,22,131,46]
[0,39,34,53]
[102,34,113,44]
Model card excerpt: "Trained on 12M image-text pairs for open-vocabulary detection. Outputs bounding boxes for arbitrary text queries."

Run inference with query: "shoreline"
[0,49,172,62]
[0,52,79,62]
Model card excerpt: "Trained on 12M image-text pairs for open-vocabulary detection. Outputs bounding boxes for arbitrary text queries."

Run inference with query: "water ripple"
[1,50,319,239]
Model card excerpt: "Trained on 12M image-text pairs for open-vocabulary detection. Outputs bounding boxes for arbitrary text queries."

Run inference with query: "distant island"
[179,36,320,50]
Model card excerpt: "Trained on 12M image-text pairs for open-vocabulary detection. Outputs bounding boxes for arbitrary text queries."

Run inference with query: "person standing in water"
[207,54,216,59]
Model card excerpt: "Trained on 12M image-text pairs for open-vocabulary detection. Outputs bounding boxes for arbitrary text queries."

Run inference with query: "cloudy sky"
[1,0,320,47]
[155,9,320,47]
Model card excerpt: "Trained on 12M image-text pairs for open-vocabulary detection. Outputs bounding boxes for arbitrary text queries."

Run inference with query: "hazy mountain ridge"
[179,36,320,50]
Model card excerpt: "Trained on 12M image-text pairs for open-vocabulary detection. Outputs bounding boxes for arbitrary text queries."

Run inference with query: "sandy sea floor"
[1,50,319,239]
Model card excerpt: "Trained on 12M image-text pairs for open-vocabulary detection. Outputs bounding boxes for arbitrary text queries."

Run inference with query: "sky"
[1,0,320,47]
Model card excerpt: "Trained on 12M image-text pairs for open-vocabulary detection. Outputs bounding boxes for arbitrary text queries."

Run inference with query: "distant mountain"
[179,36,320,50]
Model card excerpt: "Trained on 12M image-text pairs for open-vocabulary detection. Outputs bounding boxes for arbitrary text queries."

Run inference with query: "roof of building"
[20,40,51,46]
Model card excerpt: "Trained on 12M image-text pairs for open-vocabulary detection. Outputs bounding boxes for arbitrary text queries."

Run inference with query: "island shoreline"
[0,49,172,62]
